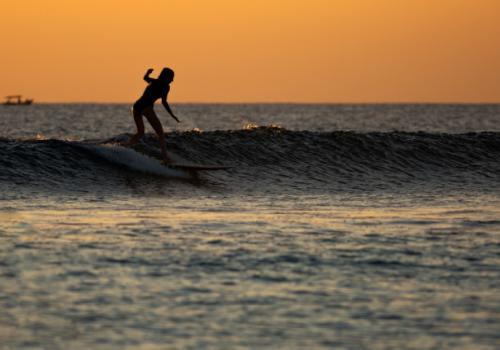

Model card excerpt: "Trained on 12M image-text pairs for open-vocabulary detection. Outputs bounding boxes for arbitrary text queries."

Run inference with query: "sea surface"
[1,103,500,349]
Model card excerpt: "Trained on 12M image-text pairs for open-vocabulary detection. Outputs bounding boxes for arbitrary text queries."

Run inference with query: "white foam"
[84,144,188,178]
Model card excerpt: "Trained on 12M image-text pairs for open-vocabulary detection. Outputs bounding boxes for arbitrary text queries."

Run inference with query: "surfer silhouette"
[126,67,179,163]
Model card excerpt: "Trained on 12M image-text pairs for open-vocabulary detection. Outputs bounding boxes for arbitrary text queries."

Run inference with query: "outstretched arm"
[143,68,154,83]
[162,96,180,123]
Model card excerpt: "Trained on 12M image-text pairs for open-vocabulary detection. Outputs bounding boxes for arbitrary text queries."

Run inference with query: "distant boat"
[3,95,34,105]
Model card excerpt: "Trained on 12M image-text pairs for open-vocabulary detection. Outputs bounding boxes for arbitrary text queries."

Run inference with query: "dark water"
[1,104,500,349]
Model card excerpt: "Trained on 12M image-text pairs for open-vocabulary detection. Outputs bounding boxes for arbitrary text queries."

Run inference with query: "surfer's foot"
[161,151,172,165]
[125,133,142,147]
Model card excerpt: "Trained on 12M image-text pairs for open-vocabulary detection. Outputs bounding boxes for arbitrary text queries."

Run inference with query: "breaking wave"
[1,127,500,194]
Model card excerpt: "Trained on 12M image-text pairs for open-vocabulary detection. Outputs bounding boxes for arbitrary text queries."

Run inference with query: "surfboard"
[166,163,233,171]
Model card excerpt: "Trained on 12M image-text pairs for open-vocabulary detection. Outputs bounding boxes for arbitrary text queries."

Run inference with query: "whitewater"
[1,104,500,349]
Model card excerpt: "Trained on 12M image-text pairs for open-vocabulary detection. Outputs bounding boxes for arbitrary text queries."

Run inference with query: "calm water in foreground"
[1,104,500,349]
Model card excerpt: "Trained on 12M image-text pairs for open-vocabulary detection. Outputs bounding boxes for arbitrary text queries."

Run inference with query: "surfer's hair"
[158,67,174,82]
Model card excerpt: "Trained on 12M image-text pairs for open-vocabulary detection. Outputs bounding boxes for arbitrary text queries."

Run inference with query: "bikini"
[133,80,169,113]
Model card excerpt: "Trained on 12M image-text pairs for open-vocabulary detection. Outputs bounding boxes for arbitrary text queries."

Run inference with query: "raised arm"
[162,94,180,123]
[143,68,154,83]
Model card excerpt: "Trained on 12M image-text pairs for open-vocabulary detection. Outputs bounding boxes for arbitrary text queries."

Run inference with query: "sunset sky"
[1,0,499,103]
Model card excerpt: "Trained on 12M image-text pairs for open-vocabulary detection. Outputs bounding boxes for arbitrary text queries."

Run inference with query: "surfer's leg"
[126,109,145,146]
[143,108,170,163]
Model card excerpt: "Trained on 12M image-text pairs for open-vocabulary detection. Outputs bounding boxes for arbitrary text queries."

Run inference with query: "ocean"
[1,103,500,349]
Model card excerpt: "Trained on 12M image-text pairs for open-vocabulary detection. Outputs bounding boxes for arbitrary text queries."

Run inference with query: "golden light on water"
[3,203,500,247]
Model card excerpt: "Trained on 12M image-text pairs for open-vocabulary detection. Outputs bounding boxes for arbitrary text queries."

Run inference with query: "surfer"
[126,67,180,163]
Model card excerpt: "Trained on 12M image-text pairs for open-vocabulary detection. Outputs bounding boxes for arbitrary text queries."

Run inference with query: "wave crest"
[2,128,500,192]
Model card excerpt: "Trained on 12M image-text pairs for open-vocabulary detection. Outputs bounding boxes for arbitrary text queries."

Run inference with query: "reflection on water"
[1,194,500,349]
[2,102,500,348]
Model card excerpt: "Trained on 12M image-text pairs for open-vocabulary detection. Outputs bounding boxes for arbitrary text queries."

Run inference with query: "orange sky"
[0,0,499,103]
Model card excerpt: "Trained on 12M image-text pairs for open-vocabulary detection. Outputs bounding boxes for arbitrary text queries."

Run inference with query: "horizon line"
[20,101,500,105]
